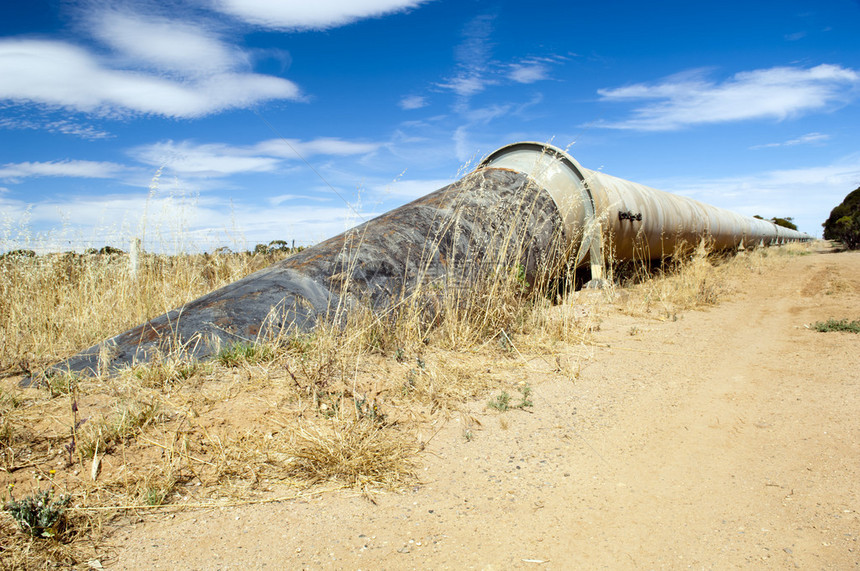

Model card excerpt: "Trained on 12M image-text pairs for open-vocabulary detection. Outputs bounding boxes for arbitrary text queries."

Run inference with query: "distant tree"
[253,243,269,255]
[0,249,36,260]
[753,214,798,231]
[823,187,860,250]
[770,217,798,231]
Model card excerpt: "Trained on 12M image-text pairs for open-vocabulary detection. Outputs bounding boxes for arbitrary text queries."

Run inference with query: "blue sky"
[1,0,859,252]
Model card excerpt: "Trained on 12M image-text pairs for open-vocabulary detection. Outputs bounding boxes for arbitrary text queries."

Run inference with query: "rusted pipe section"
[49,141,810,375]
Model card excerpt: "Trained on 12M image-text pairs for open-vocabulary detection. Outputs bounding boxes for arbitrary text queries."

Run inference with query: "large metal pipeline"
[50,142,810,375]
[482,142,811,271]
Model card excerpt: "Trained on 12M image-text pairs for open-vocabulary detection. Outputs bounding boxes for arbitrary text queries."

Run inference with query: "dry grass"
[615,240,801,318]
[0,226,813,567]
[285,420,417,489]
[0,250,293,376]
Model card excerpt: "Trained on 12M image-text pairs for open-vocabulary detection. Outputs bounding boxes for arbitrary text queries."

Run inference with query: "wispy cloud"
[0,189,371,252]
[596,64,860,131]
[507,56,566,84]
[131,137,381,177]
[653,153,860,235]
[268,193,332,206]
[0,160,127,182]
[750,132,830,149]
[131,141,282,177]
[372,177,454,199]
[437,14,497,98]
[253,138,381,158]
[0,114,112,140]
[399,95,427,110]
[210,0,430,30]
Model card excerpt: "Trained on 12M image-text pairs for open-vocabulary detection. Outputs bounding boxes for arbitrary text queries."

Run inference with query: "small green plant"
[125,357,204,391]
[354,394,384,423]
[4,488,71,538]
[142,483,172,507]
[487,384,532,412]
[513,263,530,293]
[518,383,533,408]
[488,390,511,411]
[216,342,275,367]
[44,371,80,398]
[812,318,860,333]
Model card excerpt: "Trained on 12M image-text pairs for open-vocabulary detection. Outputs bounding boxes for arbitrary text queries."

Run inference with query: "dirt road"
[113,248,859,569]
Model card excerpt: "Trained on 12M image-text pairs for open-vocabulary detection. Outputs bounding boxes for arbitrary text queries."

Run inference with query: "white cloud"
[131,141,282,177]
[0,114,112,140]
[438,14,496,98]
[508,55,567,84]
[750,132,830,149]
[0,160,127,182]
[254,137,380,158]
[1,189,365,252]
[0,38,300,118]
[46,120,113,140]
[373,177,454,199]
[399,95,427,110]
[597,64,860,131]
[210,0,429,30]
[269,193,332,206]
[90,10,245,77]
[509,62,548,84]
[131,137,381,177]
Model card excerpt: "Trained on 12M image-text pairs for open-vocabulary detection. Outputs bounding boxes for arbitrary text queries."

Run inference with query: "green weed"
[488,384,532,412]
[216,342,276,367]
[4,488,71,538]
[812,318,860,333]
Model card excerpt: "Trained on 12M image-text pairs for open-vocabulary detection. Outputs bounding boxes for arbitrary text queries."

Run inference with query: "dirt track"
[113,247,859,569]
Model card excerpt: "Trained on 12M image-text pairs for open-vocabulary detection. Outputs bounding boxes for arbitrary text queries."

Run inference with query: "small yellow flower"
[49,470,56,475]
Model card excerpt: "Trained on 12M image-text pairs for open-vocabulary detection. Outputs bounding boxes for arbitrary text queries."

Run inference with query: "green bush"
[216,342,275,367]
[822,187,860,249]
[4,489,71,538]
[753,215,798,231]
[812,318,860,334]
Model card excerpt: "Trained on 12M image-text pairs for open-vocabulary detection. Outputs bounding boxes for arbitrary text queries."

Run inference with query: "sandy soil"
[105,247,859,569]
